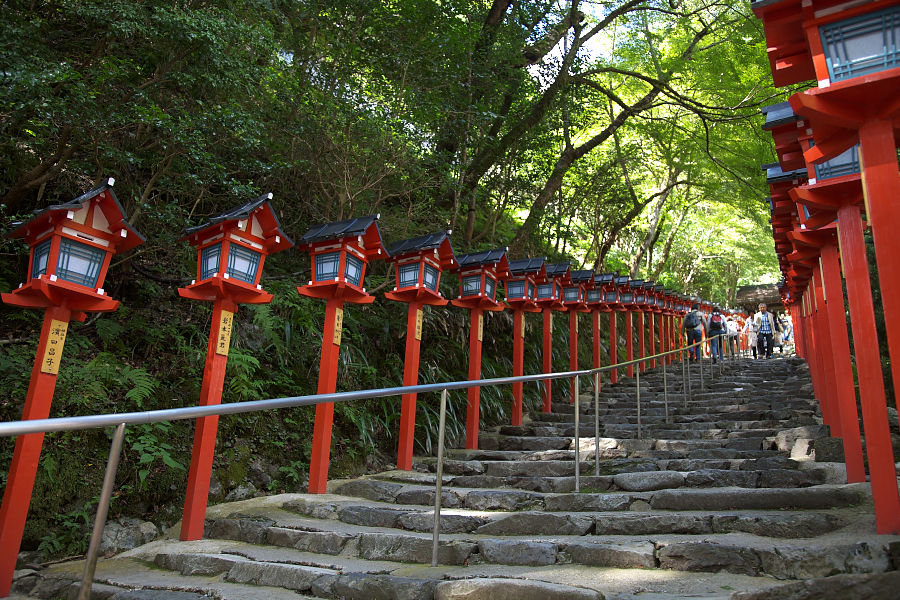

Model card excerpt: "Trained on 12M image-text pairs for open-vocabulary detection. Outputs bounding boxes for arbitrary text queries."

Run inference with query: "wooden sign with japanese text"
[477,313,484,342]
[216,310,234,356]
[333,307,344,346]
[40,320,68,375]
[520,317,526,339]
[415,309,423,341]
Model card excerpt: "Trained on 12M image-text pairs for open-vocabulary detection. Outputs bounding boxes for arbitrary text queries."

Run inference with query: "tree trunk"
[629,168,680,277]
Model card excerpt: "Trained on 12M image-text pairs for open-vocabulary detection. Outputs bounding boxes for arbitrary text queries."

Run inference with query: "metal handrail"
[0,334,705,598]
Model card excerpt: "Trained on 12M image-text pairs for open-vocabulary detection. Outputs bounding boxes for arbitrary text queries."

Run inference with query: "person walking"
[743,315,758,359]
[707,306,727,364]
[726,315,739,356]
[680,302,707,360]
[754,303,779,359]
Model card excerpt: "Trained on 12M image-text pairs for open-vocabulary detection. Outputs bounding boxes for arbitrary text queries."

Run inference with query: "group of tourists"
[679,302,792,362]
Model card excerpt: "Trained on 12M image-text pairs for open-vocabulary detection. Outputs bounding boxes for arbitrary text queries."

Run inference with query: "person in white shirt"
[753,303,778,359]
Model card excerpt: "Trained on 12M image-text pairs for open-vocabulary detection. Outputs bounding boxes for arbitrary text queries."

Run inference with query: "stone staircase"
[14,356,900,599]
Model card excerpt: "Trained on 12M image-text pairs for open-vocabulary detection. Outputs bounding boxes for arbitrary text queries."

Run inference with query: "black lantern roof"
[763,163,808,184]
[614,275,630,285]
[642,280,655,289]
[387,230,453,256]
[654,285,664,292]
[545,262,570,278]
[508,257,546,275]
[595,272,616,285]
[454,247,507,268]
[7,178,145,248]
[629,279,645,288]
[570,269,594,283]
[299,214,381,245]
[761,101,802,131]
[185,193,286,237]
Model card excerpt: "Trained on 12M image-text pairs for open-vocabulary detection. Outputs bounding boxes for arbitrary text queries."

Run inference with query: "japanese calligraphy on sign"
[415,309,423,341]
[477,313,484,342]
[216,310,234,356]
[549,313,553,332]
[575,315,578,333]
[40,319,68,375]
[520,317,525,339]
[333,307,344,346]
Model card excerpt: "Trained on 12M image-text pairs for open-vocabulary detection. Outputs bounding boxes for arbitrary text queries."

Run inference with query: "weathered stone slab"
[711,513,842,539]
[226,560,334,592]
[358,532,476,565]
[561,541,656,568]
[154,553,236,576]
[657,541,761,575]
[501,437,572,451]
[593,514,713,535]
[448,476,505,488]
[485,461,573,478]
[684,469,759,488]
[395,489,463,508]
[663,459,731,472]
[774,425,830,452]
[687,448,741,459]
[463,490,544,511]
[544,493,631,512]
[266,527,353,554]
[332,573,439,600]
[339,506,408,529]
[475,512,592,536]
[757,542,891,580]
[739,457,799,471]
[728,571,900,600]
[613,471,684,492]
[207,517,274,544]
[398,511,487,534]
[759,468,827,488]
[650,487,861,511]
[434,578,602,600]
[478,539,557,566]
[332,480,402,502]
[812,437,846,463]
[282,498,339,520]
[441,460,486,475]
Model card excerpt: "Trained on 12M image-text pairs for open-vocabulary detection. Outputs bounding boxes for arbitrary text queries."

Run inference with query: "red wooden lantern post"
[586,274,616,389]
[620,280,639,377]
[0,179,144,595]
[503,258,546,426]
[177,194,293,540]
[635,281,653,373]
[534,263,570,412]
[297,215,387,493]
[384,232,456,471]
[610,275,630,382]
[563,271,593,401]
[451,249,510,448]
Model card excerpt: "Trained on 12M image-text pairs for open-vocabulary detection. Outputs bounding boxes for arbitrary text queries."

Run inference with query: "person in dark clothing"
[754,303,778,359]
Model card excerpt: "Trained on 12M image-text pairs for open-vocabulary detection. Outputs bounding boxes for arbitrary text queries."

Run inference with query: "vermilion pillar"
[820,245,865,483]
[467,308,484,447]
[0,306,73,595]
[625,311,634,377]
[512,309,525,426]
[308,297,345,494]
[610,312,618,384]
[592,310,602,392]
[542,308,553,412]
[837,203,900,533]
[860,119,900,406]
[649,313,656,368]
[396,301,424,470]
[637,311,645,373]
[812,265,841,435]
[181,298,238,539]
